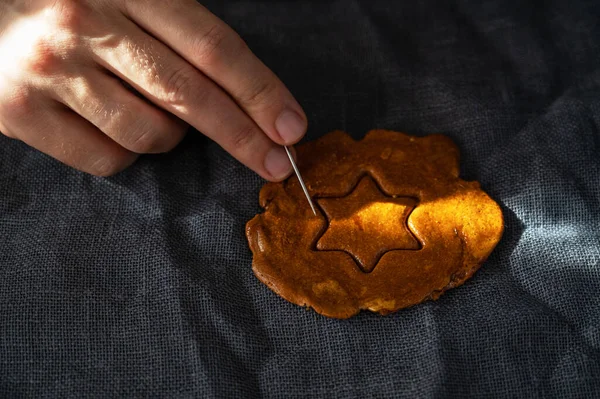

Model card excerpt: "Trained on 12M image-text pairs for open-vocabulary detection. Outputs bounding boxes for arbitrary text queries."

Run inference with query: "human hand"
[0,0,307,180]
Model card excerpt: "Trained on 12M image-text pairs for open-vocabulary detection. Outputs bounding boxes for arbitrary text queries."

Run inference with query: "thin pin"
[284,146,317,216]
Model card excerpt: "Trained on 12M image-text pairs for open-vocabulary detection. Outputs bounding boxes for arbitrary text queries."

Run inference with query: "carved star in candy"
[316,175,420,273]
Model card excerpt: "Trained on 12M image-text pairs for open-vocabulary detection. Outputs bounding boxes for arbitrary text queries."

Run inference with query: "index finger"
[121,0,307,146]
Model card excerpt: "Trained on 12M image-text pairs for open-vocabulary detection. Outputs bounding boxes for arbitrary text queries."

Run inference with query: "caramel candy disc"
[246,130,504,319]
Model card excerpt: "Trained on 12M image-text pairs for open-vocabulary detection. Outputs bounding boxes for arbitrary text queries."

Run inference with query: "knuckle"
[239,79,279,108]
[229,125,259,152]
[23,35,79,78]
[49,0,87,33]
[58,34,80,56]
[124,114,182,154]
[93,99,182,154]
[161,67,193,106]
[193,24,236,66]
[24,40,63,76]
[8,1,84,79]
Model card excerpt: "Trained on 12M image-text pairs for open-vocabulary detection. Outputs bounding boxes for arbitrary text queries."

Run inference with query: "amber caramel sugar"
[246,130,504,319]
[316,176,420,273]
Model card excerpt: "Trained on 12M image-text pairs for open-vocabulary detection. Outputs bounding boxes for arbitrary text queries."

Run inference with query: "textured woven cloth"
[1,0,600,397]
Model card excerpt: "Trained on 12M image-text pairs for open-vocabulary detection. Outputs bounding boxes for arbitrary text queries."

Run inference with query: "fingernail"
[275,109,307,144]
[264,147,293,180]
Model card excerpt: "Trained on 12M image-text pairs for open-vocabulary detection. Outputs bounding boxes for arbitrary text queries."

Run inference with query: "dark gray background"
[1,0,600,397]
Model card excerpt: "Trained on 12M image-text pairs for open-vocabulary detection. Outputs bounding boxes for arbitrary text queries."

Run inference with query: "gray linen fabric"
[1,0,599,397]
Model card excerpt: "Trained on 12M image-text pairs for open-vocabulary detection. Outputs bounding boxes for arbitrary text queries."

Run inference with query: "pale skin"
[0,0,307,180]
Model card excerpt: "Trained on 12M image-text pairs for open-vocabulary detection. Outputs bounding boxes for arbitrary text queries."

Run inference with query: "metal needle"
[284,146,317,216]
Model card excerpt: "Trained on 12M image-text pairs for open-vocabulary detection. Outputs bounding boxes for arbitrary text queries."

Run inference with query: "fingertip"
[263,146,293,181]
[275,109,307,145]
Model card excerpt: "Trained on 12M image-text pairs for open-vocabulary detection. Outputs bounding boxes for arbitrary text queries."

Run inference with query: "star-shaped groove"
[315,175,421,273]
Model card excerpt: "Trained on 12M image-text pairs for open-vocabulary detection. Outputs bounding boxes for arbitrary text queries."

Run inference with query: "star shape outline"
[313,174,422,273]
